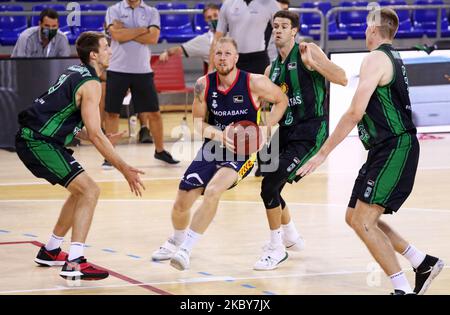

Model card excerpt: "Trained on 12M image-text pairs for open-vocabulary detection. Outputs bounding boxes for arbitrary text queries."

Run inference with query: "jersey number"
[48,74,69,95]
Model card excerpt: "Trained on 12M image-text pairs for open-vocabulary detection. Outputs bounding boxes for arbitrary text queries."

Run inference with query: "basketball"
[225,120,263,156]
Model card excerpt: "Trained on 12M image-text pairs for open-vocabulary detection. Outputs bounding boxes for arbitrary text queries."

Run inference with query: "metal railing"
[1,5,450,54]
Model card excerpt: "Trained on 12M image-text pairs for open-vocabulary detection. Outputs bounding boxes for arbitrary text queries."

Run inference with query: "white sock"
[68,242,84,261]
[45,234,64,251]
[172,229,186,245]
[390,271,413,293]
[180,229,201,253]
[270,228,282,246]
[402,244,426,269]
[281,220,300,241]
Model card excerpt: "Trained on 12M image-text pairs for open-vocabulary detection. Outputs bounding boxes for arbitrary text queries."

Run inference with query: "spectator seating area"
[0,0,449,46]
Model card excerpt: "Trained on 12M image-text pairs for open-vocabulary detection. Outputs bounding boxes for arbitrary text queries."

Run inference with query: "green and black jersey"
[358,44,416,150]
[269,42,327,127]
[18,63,100,146]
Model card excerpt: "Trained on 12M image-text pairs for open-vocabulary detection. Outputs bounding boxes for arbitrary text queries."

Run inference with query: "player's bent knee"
[260,184,280,209]
[203,185,222,201]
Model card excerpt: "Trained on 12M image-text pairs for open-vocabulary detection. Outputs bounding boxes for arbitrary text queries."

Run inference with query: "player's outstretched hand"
[122,165,146,197]
[296,151,326,178]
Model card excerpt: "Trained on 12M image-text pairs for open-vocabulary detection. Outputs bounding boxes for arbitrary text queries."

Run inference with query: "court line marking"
[0,241,171,295]
[1,165,450,186]
[0,199,449,214]
[0,264,448,295]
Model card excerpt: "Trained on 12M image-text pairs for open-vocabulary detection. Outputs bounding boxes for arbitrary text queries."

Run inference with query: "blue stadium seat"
[77,4,107,32]
[379,0,424,38]
[0,5,27,46]
[300,1,347,40]
[338,1,368,39]
[193,3,208,34]
[156,3,196,43]
[413,0,450,37]
[0,0,11,2]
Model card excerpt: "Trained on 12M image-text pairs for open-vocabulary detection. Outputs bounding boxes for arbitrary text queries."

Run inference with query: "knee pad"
[280,196,286,209]
[260,178,281,209]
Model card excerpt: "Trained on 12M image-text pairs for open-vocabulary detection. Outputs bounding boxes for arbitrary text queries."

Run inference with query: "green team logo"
[357,122,370,143]
[284,110,294,125]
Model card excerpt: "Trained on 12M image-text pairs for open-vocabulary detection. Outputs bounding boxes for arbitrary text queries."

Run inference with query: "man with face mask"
[12,9,71,58]
[159,3,220,70]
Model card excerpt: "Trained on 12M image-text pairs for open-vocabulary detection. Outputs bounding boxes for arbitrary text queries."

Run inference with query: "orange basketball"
[226,120,263,156]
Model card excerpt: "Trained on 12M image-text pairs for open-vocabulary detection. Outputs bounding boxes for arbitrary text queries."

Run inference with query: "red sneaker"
[60,257,109,281]
[34,246,68,267]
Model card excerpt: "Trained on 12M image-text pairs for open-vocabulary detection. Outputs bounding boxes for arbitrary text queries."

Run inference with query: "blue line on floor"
[23,233,37,238]
[0,230,10,234]
[102,248,117,253]
[198,271,212,276]
[127,254,141,259]
[262,291,276,295]
[241,284,256,289]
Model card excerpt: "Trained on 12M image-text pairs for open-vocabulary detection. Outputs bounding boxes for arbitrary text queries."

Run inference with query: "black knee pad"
[280,196,286,209]
[260,177,282,209]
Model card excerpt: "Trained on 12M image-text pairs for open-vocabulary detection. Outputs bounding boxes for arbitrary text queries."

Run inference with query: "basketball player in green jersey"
[15,32,145,281]
[254,10,347,270]
[297,8,444,294]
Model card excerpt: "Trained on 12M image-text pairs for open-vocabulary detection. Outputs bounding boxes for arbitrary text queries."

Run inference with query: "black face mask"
[41,27,58,41]
[207,19,218,32]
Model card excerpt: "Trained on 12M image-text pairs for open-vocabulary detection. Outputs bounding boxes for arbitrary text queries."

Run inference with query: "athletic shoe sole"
[416,259,445,295]
[253,252,289,271]
[34,258,66,267]
[170,258,188,271]
[59,270,109,281]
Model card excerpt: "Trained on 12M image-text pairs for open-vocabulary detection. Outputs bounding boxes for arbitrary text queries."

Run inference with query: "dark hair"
[39,8,59,23]
[277,0,290,6]
[76,31,107,65]
[273,10,299,30]
[203,3,220,15]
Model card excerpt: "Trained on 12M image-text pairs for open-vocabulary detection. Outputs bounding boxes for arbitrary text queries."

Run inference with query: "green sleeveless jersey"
[358,44,416,150]
[269,43,327,127]
[18,64,100,146]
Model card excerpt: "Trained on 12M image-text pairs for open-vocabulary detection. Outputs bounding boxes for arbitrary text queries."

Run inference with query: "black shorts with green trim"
[265,119,328,184]
[348,132,419,214]
[15,127,85,187]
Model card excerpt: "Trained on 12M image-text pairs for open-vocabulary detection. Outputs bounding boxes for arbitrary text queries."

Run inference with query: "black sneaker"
[413,254,444,295]
[390,289,416,295]
[34,246,68,267]
[102,159,113,170]
[139,126,153,144]
[154,150,179,164]
[60,256,109,281]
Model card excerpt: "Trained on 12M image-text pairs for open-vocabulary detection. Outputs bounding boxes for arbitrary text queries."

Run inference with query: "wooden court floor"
[1,114,449,295]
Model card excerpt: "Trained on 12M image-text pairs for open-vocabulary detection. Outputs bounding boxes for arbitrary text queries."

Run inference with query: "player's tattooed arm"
[194,79,205,103]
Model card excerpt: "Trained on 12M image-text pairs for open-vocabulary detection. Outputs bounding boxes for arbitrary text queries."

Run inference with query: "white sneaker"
[151,238,179,261]
[170,248,190,271]
[253,243,288,271]
[282,235,305,252]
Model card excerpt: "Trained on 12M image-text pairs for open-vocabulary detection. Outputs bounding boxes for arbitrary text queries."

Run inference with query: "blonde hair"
[367,7,399,40]
[216,37,238,51]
